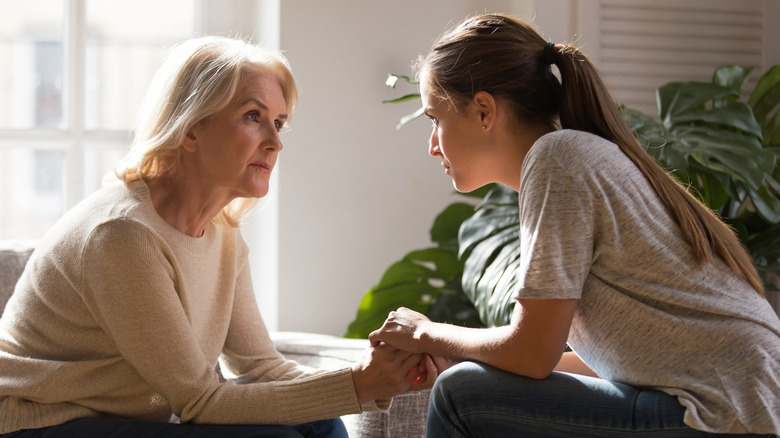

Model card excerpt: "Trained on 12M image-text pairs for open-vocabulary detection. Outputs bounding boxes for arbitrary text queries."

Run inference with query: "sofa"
[0,241,429,437]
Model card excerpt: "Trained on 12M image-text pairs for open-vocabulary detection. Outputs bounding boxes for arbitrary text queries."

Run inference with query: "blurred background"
[1,0,778,335]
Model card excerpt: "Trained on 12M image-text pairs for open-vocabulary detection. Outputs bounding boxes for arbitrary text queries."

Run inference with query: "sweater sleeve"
[79,219,362,425]
[218,244,317,383]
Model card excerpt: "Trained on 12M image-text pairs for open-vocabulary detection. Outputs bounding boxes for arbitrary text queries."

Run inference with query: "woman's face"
[421,79,492,193]
[188,74,287,199]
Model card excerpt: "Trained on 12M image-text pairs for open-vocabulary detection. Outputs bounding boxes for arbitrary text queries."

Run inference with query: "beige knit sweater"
[0,180,371,433]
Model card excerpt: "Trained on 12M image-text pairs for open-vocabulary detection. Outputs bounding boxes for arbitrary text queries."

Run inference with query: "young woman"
[370,13,780,437]
[0,36,437,437]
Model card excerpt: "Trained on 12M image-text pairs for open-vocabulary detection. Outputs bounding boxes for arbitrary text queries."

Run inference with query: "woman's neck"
[145,171,232,238]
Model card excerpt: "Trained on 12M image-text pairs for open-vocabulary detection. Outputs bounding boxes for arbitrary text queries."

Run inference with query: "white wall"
[272,0,545,335]
[253,0,779,335]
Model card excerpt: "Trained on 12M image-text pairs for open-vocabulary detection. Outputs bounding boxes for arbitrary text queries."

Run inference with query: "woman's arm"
[369,298,578,379]
[221,237,427,410]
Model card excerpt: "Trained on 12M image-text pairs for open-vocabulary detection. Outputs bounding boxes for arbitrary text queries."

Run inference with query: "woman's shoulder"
[528,129,618,170]
[535,129,614,153]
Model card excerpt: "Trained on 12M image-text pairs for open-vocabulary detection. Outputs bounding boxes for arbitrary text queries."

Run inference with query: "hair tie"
[541,41,556,65]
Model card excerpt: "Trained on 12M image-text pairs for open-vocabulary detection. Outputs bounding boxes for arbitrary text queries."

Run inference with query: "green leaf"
[386,73,419,87]
[670,102,762,139]
[622,106,668,157]
[691,168,732,211]
[383,93,422,104]
[672,127,770,190]
[456,184,523,327]
[345,247,462,338]
[459,202,520,259]
[748,185,780,224]
[396,106,424,130]
[430,202,476,250]
[659,139,691,176]
[712,65,754,106]
[462,227,519,304]
[474,184,519,209]
[763,110,780,147]
[658,82,738,122]
[345,282,436,339]
[427,292,483,327]
[746,222,780,291]
[749,65,780,123]
[472,237,521,326]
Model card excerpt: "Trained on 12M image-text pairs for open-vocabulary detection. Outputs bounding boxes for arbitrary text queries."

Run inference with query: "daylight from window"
[0,0,194,240]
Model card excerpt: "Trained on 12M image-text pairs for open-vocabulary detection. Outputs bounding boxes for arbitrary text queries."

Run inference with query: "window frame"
[0,0,283,329]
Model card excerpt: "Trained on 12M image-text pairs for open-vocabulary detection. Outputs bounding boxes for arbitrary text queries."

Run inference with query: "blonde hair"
[116,35,298,227]
[420,14,764,295]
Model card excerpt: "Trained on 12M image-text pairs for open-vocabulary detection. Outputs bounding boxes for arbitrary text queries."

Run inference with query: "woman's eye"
[247,111,259,122]
[428,116,438,126]
[274,120,283,131]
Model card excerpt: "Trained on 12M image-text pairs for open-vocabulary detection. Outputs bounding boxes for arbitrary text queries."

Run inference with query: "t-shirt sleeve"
[514,138,596,300]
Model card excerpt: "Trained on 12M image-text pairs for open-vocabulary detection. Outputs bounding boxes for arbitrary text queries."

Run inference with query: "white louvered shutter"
[579,0,766,117]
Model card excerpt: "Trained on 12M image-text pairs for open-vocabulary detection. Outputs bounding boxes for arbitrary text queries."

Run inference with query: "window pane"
[82,146,127,195]
[0,146,66,240]
[85,0,195,131]
[0,0,65,130]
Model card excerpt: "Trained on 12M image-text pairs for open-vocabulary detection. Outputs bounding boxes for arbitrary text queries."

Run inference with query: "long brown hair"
[419,13,764,295]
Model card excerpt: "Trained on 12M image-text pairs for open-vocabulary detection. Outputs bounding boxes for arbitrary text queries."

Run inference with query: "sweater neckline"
[125,179,220,257]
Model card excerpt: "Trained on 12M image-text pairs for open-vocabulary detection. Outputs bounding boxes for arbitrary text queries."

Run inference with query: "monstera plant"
[344,191,487,338]
[345,65,780,338]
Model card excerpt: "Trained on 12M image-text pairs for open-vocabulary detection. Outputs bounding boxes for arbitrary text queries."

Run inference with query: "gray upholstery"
[0,241,428,437]
[0,241,34,315]
[274,332,429,437]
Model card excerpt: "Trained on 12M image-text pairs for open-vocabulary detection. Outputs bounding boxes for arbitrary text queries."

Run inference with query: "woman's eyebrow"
[242,97,288,120]
[242,97,268,111]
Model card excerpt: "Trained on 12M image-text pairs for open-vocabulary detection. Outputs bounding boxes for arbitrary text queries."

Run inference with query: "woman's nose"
[428,130,439,157]
[265,129,283,152]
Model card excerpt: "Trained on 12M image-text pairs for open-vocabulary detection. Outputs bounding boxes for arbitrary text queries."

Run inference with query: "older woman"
[0,36,434,437]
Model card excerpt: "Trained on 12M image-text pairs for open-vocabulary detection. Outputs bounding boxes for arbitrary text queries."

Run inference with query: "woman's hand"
[368,307,431,353]
[408,354,453,391]
[368,299,578,380]
[350,342,424,404]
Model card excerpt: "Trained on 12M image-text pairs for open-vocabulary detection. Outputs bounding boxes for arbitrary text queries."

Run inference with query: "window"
[0,0,196,240]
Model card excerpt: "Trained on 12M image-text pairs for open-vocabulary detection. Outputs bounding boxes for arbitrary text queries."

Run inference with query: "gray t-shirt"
[514,129,780,434]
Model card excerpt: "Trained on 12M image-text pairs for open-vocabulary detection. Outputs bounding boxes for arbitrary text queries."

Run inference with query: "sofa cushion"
[0,241,35,314]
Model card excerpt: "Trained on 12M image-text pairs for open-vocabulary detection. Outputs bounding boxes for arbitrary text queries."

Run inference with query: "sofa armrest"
[271,331,428,438]
[0,240,35,315]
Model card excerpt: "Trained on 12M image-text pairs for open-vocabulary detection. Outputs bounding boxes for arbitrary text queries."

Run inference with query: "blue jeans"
[0,417,347,438]
[427,361,774,438]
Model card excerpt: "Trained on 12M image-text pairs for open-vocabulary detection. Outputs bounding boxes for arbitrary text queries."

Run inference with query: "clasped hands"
[351,307,450,404]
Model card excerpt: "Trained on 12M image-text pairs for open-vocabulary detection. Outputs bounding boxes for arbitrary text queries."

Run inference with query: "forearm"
[373,300,578,379]
[417,321,558,379]
[417,321,511,365]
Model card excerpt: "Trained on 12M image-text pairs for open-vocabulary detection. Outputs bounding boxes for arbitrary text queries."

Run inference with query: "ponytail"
[421,13,764,295]
[548,43,763,295]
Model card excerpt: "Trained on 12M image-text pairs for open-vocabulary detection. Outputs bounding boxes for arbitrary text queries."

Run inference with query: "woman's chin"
[245,184,270,199]
[452,179,482,194]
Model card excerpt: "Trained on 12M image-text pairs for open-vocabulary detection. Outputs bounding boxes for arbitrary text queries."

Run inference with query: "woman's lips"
[250,162,272,173]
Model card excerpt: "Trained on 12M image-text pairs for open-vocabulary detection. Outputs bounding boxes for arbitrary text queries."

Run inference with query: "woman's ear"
[473,91,497,130]
[182,128,199,152]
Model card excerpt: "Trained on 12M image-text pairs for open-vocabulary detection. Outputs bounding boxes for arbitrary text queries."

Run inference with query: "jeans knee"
[431,361,485,409]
